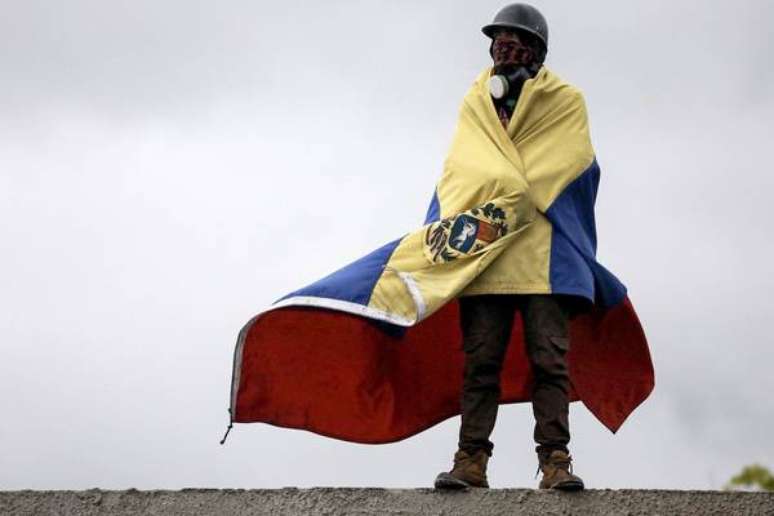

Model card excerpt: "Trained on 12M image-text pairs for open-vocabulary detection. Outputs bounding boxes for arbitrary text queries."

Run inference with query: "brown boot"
[434,448,490,489]
[537,450,585,491]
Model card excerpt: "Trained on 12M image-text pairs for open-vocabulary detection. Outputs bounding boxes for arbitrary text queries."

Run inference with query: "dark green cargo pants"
[457,294,584,461]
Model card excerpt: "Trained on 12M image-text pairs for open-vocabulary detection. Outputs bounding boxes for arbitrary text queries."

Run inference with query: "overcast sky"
[1,0,773,491]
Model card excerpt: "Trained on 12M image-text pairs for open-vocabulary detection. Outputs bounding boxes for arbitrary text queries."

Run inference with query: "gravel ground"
[1,487,772,515]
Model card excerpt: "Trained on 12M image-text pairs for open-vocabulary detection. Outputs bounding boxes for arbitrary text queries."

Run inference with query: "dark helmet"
[482,3,549,53]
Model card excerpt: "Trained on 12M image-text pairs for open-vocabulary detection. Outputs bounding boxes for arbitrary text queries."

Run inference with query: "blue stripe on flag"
[276,237,403,306]
[423,188,441,224]
[547,159,626,308]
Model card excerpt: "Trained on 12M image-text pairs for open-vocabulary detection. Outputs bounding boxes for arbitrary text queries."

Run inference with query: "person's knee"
[464,348,504,389]
[529,334,569,380]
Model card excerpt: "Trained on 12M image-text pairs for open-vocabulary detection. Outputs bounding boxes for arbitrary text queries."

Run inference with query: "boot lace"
[535,454,573,479]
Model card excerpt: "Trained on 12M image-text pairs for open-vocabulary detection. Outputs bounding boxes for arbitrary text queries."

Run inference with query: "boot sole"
[434,472,488,490]
[550,479,585,491]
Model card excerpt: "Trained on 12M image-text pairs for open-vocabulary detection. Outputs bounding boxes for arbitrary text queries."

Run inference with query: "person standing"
[228,2,654,493]
[435,3,587,491]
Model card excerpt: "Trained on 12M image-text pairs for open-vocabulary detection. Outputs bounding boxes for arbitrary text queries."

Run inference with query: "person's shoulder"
[469,66,493,90]
[538,66,586,103]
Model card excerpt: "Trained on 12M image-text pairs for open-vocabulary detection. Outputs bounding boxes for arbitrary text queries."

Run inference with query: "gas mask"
[488,33,541,102]
[488,64,532,100]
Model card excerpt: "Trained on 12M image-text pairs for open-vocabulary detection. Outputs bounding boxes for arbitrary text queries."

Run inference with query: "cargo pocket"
[547,335,570,354]
[462,337,485,355]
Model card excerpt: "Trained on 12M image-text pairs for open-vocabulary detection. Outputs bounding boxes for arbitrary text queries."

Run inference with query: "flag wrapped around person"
[226,66,654,443]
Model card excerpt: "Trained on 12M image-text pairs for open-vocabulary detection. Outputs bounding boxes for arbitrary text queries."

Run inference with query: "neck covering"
[490,33,543,128]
